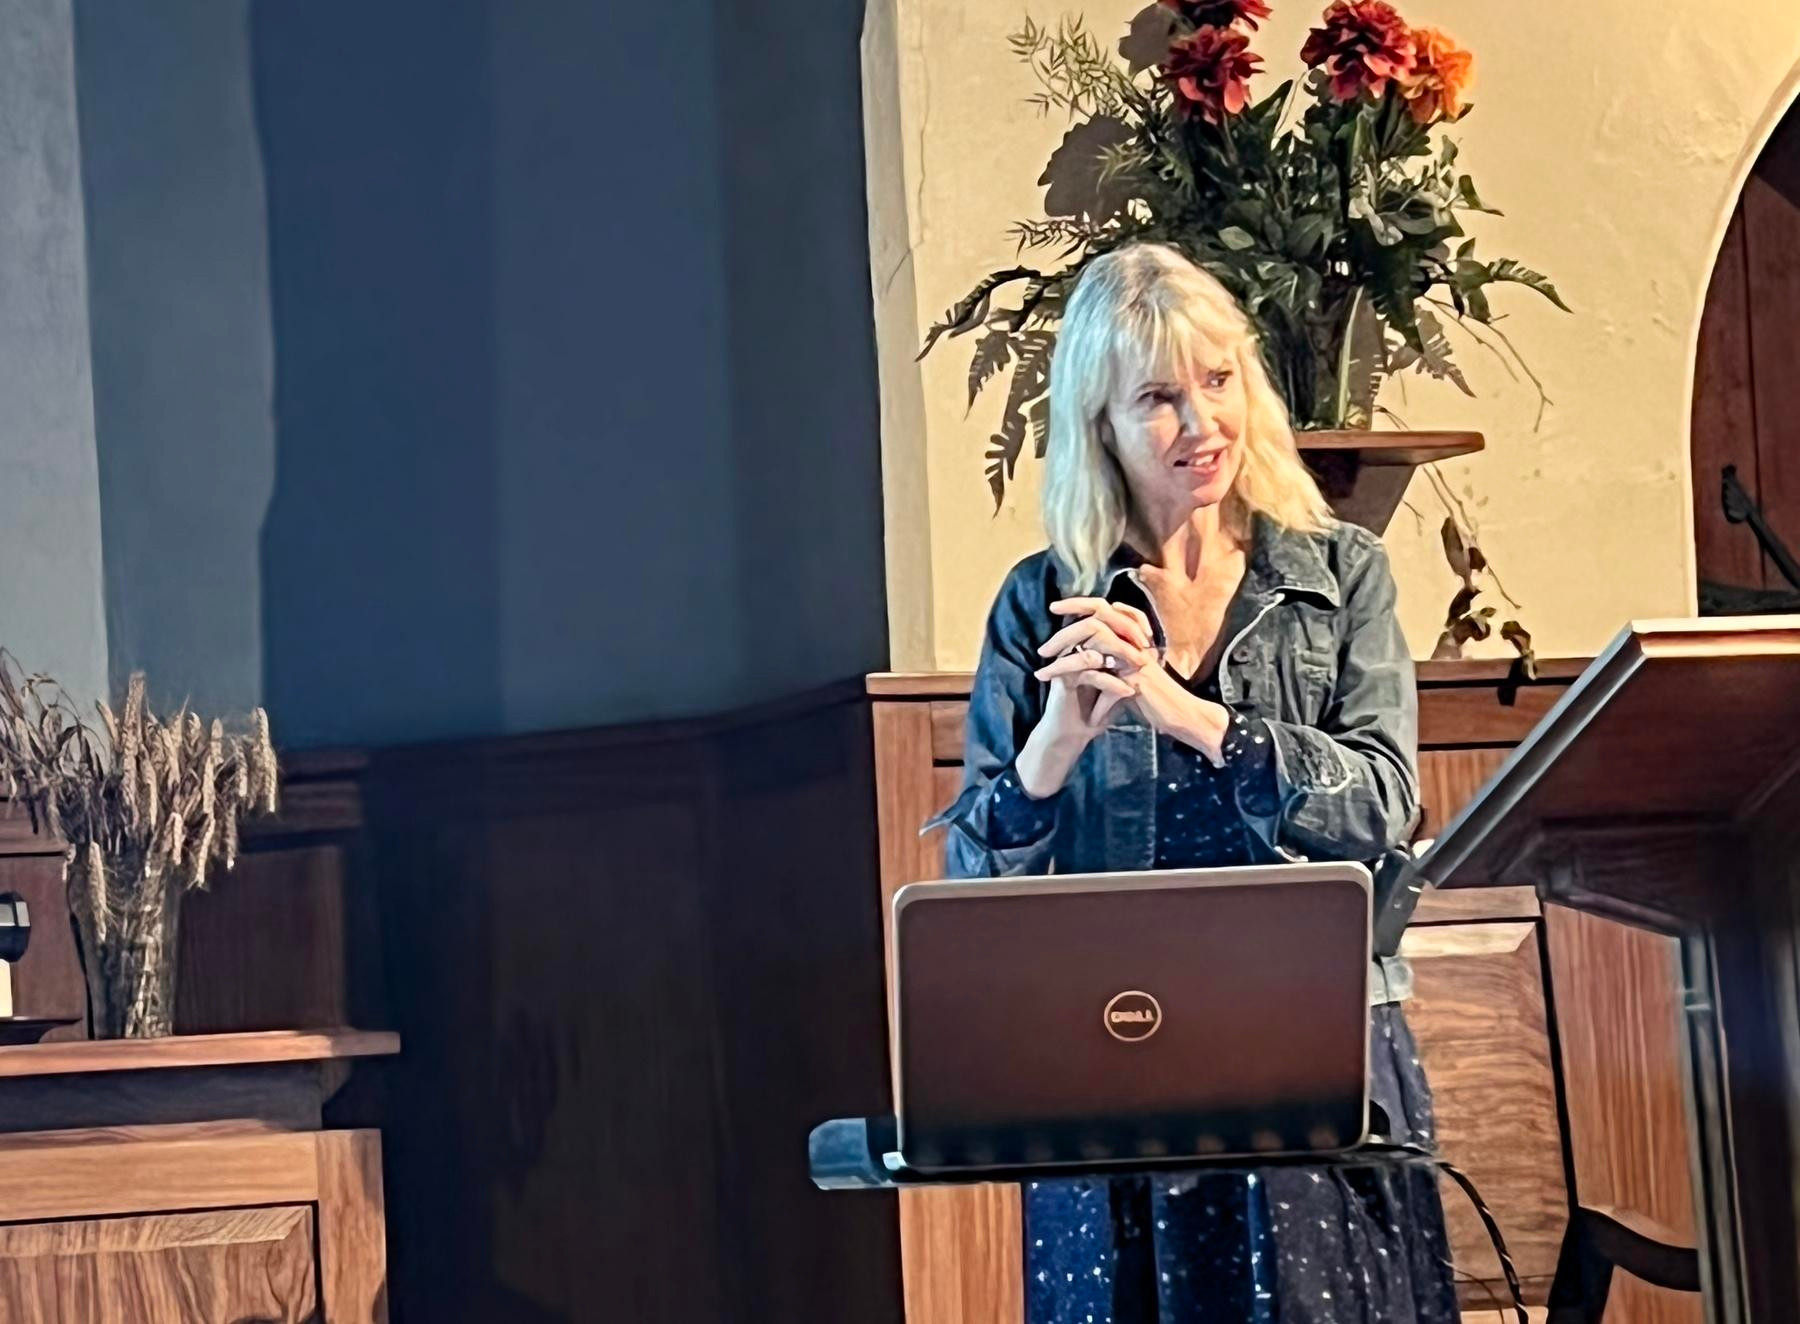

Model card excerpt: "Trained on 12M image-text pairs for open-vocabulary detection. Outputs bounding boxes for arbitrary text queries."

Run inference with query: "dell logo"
[1103,990,1162,1043]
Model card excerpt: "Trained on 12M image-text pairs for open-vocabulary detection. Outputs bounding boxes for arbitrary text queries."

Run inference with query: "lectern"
[1417,617,1800,1324]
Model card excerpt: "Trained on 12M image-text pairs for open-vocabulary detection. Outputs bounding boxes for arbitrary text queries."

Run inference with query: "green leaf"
[1287,214,1335,260]
[982,330,1056,506]
[1395,209,1450,238]
[1487,259,1572,313]
[1219,226,1258,251]
[919,267,1037,358]
[1405,309,1474,397]
[1029,397,1051,459]
[1348,195,1401,247]
[1501,621,1538,677]
[1457,174,1502,215]
[1440,519,1473,584]
[967,329,1013,410]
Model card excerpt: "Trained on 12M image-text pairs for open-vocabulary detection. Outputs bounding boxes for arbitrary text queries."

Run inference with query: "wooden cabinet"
[0,1029,395,1323]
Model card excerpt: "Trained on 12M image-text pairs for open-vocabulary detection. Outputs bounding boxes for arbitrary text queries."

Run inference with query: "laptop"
[890,863,1373,1173]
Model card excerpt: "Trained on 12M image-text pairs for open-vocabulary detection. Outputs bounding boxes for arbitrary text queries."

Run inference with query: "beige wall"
[864,0,1800,671]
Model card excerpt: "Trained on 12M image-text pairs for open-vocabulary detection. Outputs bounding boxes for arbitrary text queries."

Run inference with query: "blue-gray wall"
[75,0,275,716]
[486,0,741,732]
[0,0,109,706]
[43,0,886,747]
[251,0,506,746]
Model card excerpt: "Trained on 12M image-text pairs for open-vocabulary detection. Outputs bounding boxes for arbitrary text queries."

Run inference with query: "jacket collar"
[1102,513,1340,608]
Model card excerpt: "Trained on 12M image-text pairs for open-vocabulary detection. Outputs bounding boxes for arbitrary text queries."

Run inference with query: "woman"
[937,242,1458,1323]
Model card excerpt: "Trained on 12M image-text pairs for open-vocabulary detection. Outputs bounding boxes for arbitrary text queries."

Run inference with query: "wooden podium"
[1420,617,1800,1324]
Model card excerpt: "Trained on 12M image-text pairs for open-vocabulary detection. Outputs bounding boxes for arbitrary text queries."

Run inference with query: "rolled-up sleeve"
[1234,542,1420,861]
[929,569,1059,879]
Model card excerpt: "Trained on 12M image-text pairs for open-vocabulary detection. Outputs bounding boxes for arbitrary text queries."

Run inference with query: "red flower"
[1164,26,1263,122]
[1159,0,1273,31]
[1300,1,1417,102]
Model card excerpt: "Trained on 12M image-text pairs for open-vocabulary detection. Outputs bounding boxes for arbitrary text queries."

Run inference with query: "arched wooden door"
[1692,104,1800,612]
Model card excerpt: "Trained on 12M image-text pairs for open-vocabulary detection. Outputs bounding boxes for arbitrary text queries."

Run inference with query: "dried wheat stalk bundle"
[0,653,278,1034]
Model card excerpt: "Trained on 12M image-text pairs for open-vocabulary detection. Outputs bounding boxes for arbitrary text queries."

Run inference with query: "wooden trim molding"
[0,1028,399,1081]
[0,1131,322,1223]
[871,657,1587,698]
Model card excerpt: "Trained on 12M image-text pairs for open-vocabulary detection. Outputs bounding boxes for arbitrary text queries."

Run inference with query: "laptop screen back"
[893,867,1371,1168]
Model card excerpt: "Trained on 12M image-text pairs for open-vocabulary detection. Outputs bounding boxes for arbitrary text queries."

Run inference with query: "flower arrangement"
[0,660,279,1037]
[925,0,1566,505]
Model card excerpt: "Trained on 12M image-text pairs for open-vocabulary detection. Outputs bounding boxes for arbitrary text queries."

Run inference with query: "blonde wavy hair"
[1043,242,1331,593]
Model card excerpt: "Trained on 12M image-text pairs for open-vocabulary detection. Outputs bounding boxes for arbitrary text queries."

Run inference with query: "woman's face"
[1104,339,1247,518]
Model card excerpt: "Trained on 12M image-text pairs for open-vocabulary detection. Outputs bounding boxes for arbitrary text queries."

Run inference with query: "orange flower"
[1402,26,1473,124]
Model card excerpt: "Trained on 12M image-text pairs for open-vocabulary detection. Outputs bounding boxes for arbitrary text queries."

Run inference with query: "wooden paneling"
[704,704,899,1324]
[1404,922,1569,1299]
[873,703,941,929]
[929,702,967,763]
[1417,684,1570,749]
[368,691,901,1324]
[901,1187,1023,1324]
[0,1207,317,1324]
[179,843,357,1034]
[1545,905,1701,1324]
[874,703,1023,1324]
[1420,749,1511,839]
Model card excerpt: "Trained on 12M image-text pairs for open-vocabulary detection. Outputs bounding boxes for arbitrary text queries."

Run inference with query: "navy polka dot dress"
[991,668,1460,1324]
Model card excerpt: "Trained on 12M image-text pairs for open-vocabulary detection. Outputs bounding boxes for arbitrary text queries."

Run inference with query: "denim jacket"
[933,514,1421,1000]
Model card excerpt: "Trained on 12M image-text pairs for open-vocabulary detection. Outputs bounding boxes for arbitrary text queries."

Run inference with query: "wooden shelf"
[1297,429,1484,464]
[0,1027,399,1080]
[1297,429,1485,533]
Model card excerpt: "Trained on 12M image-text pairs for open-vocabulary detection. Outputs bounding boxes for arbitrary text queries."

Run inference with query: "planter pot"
[1296,429,1484,534]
